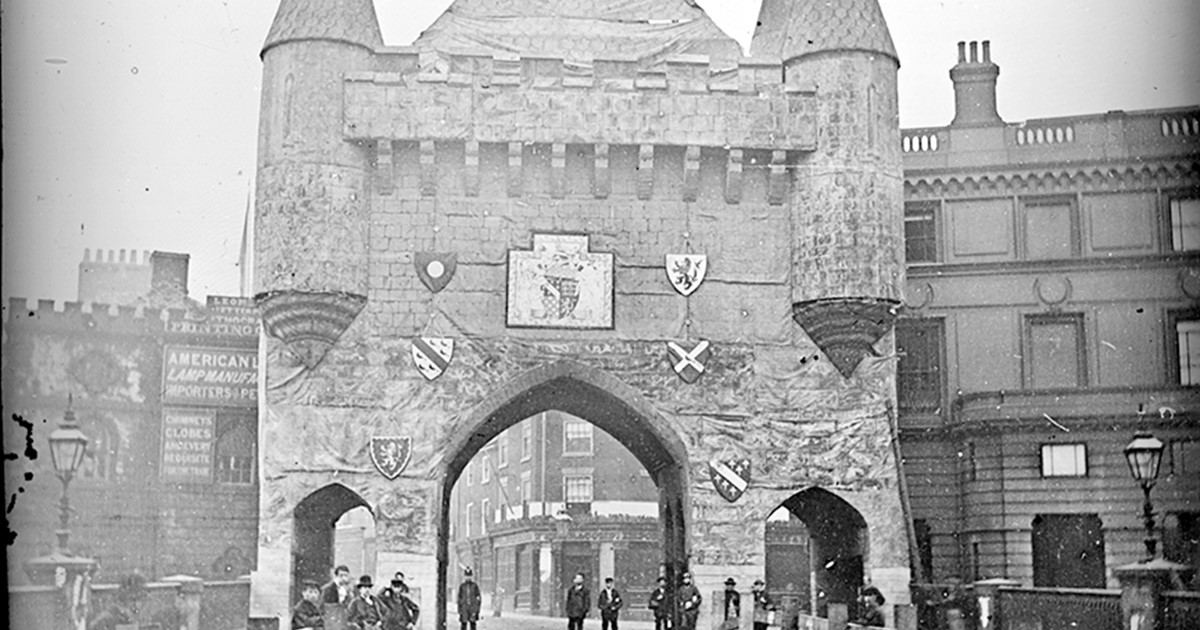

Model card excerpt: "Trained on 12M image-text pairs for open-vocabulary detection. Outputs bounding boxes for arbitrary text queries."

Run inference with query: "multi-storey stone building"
[251,0,910,628]
[896,41,1200,589]
[3,250,260,586]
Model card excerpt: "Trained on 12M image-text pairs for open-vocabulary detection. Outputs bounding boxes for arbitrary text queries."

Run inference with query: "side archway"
[434,360,692,629]
[292,483,372,604]
[766,488,869,620]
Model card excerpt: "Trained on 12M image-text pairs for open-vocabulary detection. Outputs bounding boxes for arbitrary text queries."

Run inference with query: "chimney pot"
[969,41,979,63]
[120,249,127,263]
[957,41,966,62]
[982,40,991,62]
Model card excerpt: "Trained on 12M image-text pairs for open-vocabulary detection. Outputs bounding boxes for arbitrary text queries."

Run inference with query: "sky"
[2,0,1198,305]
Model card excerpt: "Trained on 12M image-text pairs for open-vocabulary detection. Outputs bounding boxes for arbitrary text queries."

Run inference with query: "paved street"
[451,613,657,630]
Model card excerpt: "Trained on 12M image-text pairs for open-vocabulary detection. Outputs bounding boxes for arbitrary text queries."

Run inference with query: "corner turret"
[950,40,1003,127]
[750,0,897,64]
[262,0,382,56]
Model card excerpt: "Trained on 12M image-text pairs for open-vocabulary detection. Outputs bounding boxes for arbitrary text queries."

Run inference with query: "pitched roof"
[263,0,383,55]
[411,0,742,68]
[751,0,897,64]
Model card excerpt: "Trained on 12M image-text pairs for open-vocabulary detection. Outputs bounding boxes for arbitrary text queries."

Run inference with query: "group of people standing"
[294,565,421,630]
[556,571,778,630]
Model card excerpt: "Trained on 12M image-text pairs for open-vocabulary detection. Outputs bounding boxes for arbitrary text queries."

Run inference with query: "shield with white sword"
[709,458,751,502]
[666,340,711,383]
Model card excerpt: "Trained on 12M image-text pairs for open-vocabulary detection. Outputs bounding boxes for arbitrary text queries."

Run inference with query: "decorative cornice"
[904,160,1199,198]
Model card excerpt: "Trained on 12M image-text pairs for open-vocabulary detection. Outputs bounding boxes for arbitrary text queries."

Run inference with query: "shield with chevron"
[411,337,454,380]
[666,340,711,383]
[709,458,751,503]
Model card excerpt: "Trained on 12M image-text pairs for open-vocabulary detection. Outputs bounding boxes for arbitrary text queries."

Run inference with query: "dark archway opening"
[292,483,372,606]
[435,367,690,630]
[766,488,868,622]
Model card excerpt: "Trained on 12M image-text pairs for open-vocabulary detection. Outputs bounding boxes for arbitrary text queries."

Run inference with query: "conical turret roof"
[412,0,742,68]
[263,0,383,56]
[751,0,897,64]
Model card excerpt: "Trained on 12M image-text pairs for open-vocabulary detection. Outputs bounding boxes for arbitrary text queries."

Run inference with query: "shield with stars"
[414,252,457,293]
[412,337,454,380]
[665,254,707,297]
[709,458,751,503]
[370,436,412,480]
[666,340,711,383]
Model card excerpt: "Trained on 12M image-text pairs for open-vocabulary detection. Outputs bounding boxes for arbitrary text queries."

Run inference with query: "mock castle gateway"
[252,0,908,627]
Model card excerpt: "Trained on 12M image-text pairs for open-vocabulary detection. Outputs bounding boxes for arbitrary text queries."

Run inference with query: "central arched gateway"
[433,361,691,629]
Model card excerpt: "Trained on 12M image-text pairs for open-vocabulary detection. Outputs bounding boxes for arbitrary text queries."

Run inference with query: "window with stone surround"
[904,201,939,263]
[1041,443,1087,477]
[563,472,593,504]
[1022,196,1080,260]
[521,421,533,461]
[466,502,475,538]
[1170,197,1200,251]
[562,419,594,455]
[1025,313,1087,389]
[896,318,945,417]
[497,432,509,468]
[1169,439,1199,477]
[481,498,490,534]
[1170,309,1200,386]
[79,415,119,481]
[481,455,491,484]
[215,418,255,485]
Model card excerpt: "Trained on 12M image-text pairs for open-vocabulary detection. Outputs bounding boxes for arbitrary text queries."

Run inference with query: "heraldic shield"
[412,337,454,380]
[370,437,412,480]
[666,340,711,383]
[709,458,751,503]
[665,254,707,297]
[414,252,457,293]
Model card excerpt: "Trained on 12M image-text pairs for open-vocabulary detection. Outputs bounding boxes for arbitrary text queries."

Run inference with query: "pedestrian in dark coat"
[565,572,592,630]
[457,568,482,630]
[346,576,384,630]
[677,572,702,630]
[380,576,419,630]
[598,576,624,630]
[721,578,741,630]
[854,585,887,628]
[322,565,353,630]
[751,579,775,630]
[293,580,326,629]
[648,576,670,630]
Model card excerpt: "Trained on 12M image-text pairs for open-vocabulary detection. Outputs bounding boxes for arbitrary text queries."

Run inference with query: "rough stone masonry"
[251,0,908,627]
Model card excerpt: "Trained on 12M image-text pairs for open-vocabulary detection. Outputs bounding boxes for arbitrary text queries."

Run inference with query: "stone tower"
[252,1,910,627]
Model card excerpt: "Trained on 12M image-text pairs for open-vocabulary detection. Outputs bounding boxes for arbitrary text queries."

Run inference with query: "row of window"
[914,511,1200,588]
[463,419,596,486]
[955,439,1198,479]
[76,415,254,485]
[904,196,1199,263]
[897,310,1200,415]
[461,471,594,537]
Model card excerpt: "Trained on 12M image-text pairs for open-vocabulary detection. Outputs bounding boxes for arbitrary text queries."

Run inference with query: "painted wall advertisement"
[162,345,257,407]
[161,408,215,482]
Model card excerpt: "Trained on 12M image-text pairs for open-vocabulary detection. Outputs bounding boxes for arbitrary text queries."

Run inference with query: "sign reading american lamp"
[162,345,257,407]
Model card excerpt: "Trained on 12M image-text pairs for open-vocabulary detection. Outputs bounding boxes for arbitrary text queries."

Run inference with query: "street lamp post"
[23,397,98,628]
[1123,432,1165,560]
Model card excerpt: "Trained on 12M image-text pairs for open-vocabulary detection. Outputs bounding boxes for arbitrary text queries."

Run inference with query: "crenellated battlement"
[4,296,170,334]
[343,50,816,152]
[82,248,152,265]
[4,295,258,340]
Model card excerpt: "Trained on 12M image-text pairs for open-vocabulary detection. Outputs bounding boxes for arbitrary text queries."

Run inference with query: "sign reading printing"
[162,345,257,407]
[160,409,215,482]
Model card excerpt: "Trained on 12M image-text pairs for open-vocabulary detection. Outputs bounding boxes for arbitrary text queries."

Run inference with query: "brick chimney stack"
[950,40,1003,127]
[149,251,190,305]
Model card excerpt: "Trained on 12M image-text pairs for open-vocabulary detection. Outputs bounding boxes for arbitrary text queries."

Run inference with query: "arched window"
[215,419,255,484]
